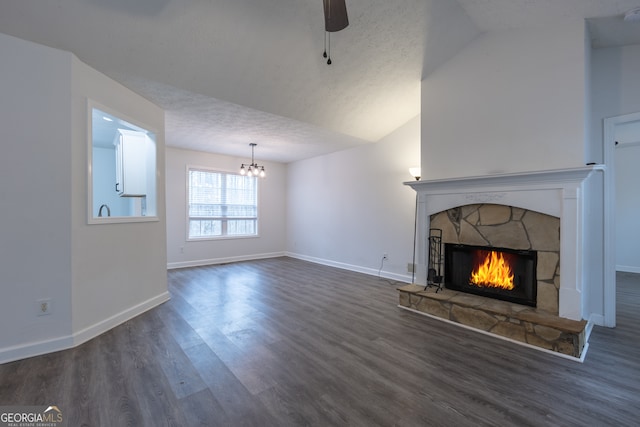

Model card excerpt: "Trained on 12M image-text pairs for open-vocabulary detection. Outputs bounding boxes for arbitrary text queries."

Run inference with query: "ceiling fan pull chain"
[323,31,328,58]
[322,0,347,65]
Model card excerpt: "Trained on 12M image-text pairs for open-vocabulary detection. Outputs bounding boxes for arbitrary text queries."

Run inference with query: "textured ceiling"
[1,0,639,163]
[456,0,640,48]
[458,0,639,32]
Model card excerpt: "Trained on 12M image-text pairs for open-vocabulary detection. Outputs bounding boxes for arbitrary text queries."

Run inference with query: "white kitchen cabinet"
[114,129,147,197]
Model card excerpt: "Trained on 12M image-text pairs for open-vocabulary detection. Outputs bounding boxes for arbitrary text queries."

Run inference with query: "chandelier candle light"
[240,143,266,178]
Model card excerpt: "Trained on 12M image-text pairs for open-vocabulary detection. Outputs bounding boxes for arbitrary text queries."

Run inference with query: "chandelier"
[240,143,266,178]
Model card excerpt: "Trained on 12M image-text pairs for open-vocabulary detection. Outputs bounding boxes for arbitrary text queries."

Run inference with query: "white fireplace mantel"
[405,166,605,321]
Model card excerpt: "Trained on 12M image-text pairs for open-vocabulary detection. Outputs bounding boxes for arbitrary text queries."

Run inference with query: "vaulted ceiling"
[1,0,639,162]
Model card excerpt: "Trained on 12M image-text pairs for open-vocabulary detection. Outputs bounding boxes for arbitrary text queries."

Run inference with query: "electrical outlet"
[407,263,416,273]
[37,298,52,316]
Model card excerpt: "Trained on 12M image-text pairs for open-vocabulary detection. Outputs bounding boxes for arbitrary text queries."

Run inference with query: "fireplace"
[399,168,602,358]
[445,243,537,307]
[404,166,603,320]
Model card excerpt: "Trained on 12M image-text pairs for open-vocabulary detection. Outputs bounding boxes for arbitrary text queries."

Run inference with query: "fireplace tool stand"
[424,228,443,292]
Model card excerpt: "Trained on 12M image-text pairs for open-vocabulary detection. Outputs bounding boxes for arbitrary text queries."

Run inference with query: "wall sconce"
[240,143,266,178]
[409,167,421,181]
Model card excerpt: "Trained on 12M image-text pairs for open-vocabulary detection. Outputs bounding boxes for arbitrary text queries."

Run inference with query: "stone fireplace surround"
[434,205,554,309]
[402,167,603,359]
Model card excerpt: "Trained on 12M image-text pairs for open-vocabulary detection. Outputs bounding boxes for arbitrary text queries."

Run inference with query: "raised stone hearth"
[398,284,587,358]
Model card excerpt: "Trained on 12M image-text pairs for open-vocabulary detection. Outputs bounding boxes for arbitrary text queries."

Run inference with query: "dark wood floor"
[1,258,639,426]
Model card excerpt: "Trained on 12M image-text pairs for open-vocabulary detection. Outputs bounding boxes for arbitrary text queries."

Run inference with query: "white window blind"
[188,168,258,239]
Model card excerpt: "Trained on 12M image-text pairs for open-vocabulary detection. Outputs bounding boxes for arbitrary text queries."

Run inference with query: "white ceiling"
[1,0,639,163]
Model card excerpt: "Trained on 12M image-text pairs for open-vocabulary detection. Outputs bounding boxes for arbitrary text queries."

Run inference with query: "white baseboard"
[72,291,170,348]
[588,312,605,329]
[167,251,286,270]
[0,291,170,365]
[616,265,640,274]
[0,334,75,366]
[285,251,412,284]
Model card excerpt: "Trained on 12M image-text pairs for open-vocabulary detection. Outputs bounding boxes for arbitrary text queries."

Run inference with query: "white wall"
[0,33,73,361]
[70,55,168,342]
[591,44,640,273]
[590,44,640,162]
[615,141,640,272]
[421,20,588,179]
[0,32,168,363]
[580,28,606,323]
[582,168,605,322]
[286,116,420,282]
[165,147,287,268]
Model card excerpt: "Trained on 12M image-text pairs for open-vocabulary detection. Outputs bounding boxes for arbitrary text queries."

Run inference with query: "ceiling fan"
[322,0,349,64]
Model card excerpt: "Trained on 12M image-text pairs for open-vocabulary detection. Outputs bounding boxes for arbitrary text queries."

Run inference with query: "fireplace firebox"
[444,243,537,307]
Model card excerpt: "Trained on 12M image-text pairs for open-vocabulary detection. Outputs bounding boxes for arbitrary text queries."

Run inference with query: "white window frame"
[186,166,259,241]
[87,99,159,224]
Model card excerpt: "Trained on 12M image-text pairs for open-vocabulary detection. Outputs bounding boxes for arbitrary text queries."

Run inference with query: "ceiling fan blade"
[323,0,349,32]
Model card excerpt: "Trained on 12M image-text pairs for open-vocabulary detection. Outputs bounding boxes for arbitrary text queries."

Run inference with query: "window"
[188,168,258,239]
[88,101,158,224]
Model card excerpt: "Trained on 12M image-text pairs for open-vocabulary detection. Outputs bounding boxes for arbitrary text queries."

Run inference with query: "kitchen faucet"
[98,204,111,217]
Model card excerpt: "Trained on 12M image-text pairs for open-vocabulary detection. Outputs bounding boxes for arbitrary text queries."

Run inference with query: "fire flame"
[469,250,515,290]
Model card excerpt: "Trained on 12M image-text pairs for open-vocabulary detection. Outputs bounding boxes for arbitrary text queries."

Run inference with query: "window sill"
[187,234,259,242]
[88,216,160,225]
